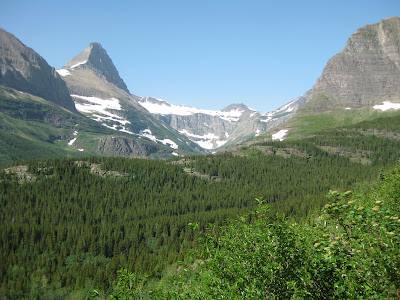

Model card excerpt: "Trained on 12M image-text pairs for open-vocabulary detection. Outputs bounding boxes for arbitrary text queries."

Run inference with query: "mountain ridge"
[0,28,76,112]
[305,16,400,111]
[138,93,306,150]
[59,42,205,155]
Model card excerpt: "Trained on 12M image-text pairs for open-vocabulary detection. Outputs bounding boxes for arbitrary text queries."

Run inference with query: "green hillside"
[281,106,400,139]
[0,86,181,167]
[1,110,400,298]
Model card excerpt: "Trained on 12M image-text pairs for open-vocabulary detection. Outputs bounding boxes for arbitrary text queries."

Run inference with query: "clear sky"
[1,0,399,112]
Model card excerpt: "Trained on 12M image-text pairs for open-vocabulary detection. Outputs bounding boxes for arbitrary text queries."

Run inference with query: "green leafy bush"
[151,165,400,299]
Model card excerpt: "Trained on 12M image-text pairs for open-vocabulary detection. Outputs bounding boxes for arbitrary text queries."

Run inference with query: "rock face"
[0,28,76,112]
[306,16,400,110]
[138,94,307,150]
[59,43,203,155]
[63,42,129,93]
[97,137,158,157]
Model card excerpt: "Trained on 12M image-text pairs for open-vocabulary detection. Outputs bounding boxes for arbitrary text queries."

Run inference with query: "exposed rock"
[306,16,400,110]
[138,93,308,150]
[63,42,129,93]
[0,28,76,112]
[60,43,202,155]
[97,137,159,157]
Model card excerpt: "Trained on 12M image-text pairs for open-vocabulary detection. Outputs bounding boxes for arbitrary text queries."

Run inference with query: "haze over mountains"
[0,16,399,164]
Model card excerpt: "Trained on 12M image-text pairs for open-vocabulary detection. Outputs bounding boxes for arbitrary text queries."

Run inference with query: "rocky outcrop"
[97,137,159,157]
[0,28,76,112]
[306,16,400,110]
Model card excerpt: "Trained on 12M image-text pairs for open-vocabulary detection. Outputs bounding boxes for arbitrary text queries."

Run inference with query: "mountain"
[0,28,76,112]
[252,17,400,141]
[58,43,204,156]
[63,42,129,93]
[138,93,307,150]
[305,16,400,111]
[0,29,201,167]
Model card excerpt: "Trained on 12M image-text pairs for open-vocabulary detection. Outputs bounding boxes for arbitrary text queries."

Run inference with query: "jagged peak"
[63,42,129,93]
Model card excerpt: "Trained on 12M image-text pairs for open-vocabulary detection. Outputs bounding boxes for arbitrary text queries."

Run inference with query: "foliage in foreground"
[105,165,400,299]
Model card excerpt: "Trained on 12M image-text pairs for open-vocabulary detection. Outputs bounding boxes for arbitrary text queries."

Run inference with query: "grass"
[285,107,400,138]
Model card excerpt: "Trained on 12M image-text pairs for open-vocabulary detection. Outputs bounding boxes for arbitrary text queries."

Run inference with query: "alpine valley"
[1,16,400,299]
[0,24,309,166]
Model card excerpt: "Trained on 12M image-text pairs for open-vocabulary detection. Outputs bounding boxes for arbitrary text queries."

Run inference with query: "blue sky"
[1,1,399,112]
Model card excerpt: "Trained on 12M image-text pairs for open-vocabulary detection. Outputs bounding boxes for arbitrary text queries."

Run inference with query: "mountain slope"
[306,16,400,111]
[249,17,400,142]
[58,43,204,155]
[0,29,196,166]
[138,92,307,150]
[0,85,176,167]
[3,110,400,297]
[0,28,76,112]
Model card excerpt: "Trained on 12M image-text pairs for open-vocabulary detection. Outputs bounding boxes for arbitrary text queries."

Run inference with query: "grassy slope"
[282,107,400,138]
[0,86,192,167]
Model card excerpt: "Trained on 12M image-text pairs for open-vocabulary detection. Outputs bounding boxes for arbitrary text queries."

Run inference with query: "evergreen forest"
[1,114,400,298]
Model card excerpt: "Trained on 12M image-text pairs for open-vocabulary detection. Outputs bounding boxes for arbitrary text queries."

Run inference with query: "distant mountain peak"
[63,42,129,93]
[222,103,249,112]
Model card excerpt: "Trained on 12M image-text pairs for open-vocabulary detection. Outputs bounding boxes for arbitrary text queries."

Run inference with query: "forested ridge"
[1,114,400,298]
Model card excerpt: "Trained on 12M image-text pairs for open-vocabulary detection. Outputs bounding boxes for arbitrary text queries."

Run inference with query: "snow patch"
[216,140,228,148]
[72,95,122,110]
[139,98,244,122]
[373,101,400,111]
[255,128,261,137]
[139,128,179,149]
[159,139,179,149]
[69,60,87,69]
[68,138,77,146]
[179,129,226,150]
[172,152,180,156]
[260,117,272,123]
[72,95,135,134]
[67,130,79,146]
[56,69,71,77]
[272,130,288,141]
[78,149,84,152]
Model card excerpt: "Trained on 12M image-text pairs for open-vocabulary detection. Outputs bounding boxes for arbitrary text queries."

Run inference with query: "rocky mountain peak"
[0,27,76,112]
[306,16,400,111]
[221,103,249,112]
[63,42,129,93]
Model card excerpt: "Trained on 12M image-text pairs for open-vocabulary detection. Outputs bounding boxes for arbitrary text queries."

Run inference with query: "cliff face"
[139,94,307,150]
[0,28,76,112]
[97,137,159,157]
[63,42,129,94]
[306,16,400,110]
[59,43,204,155]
